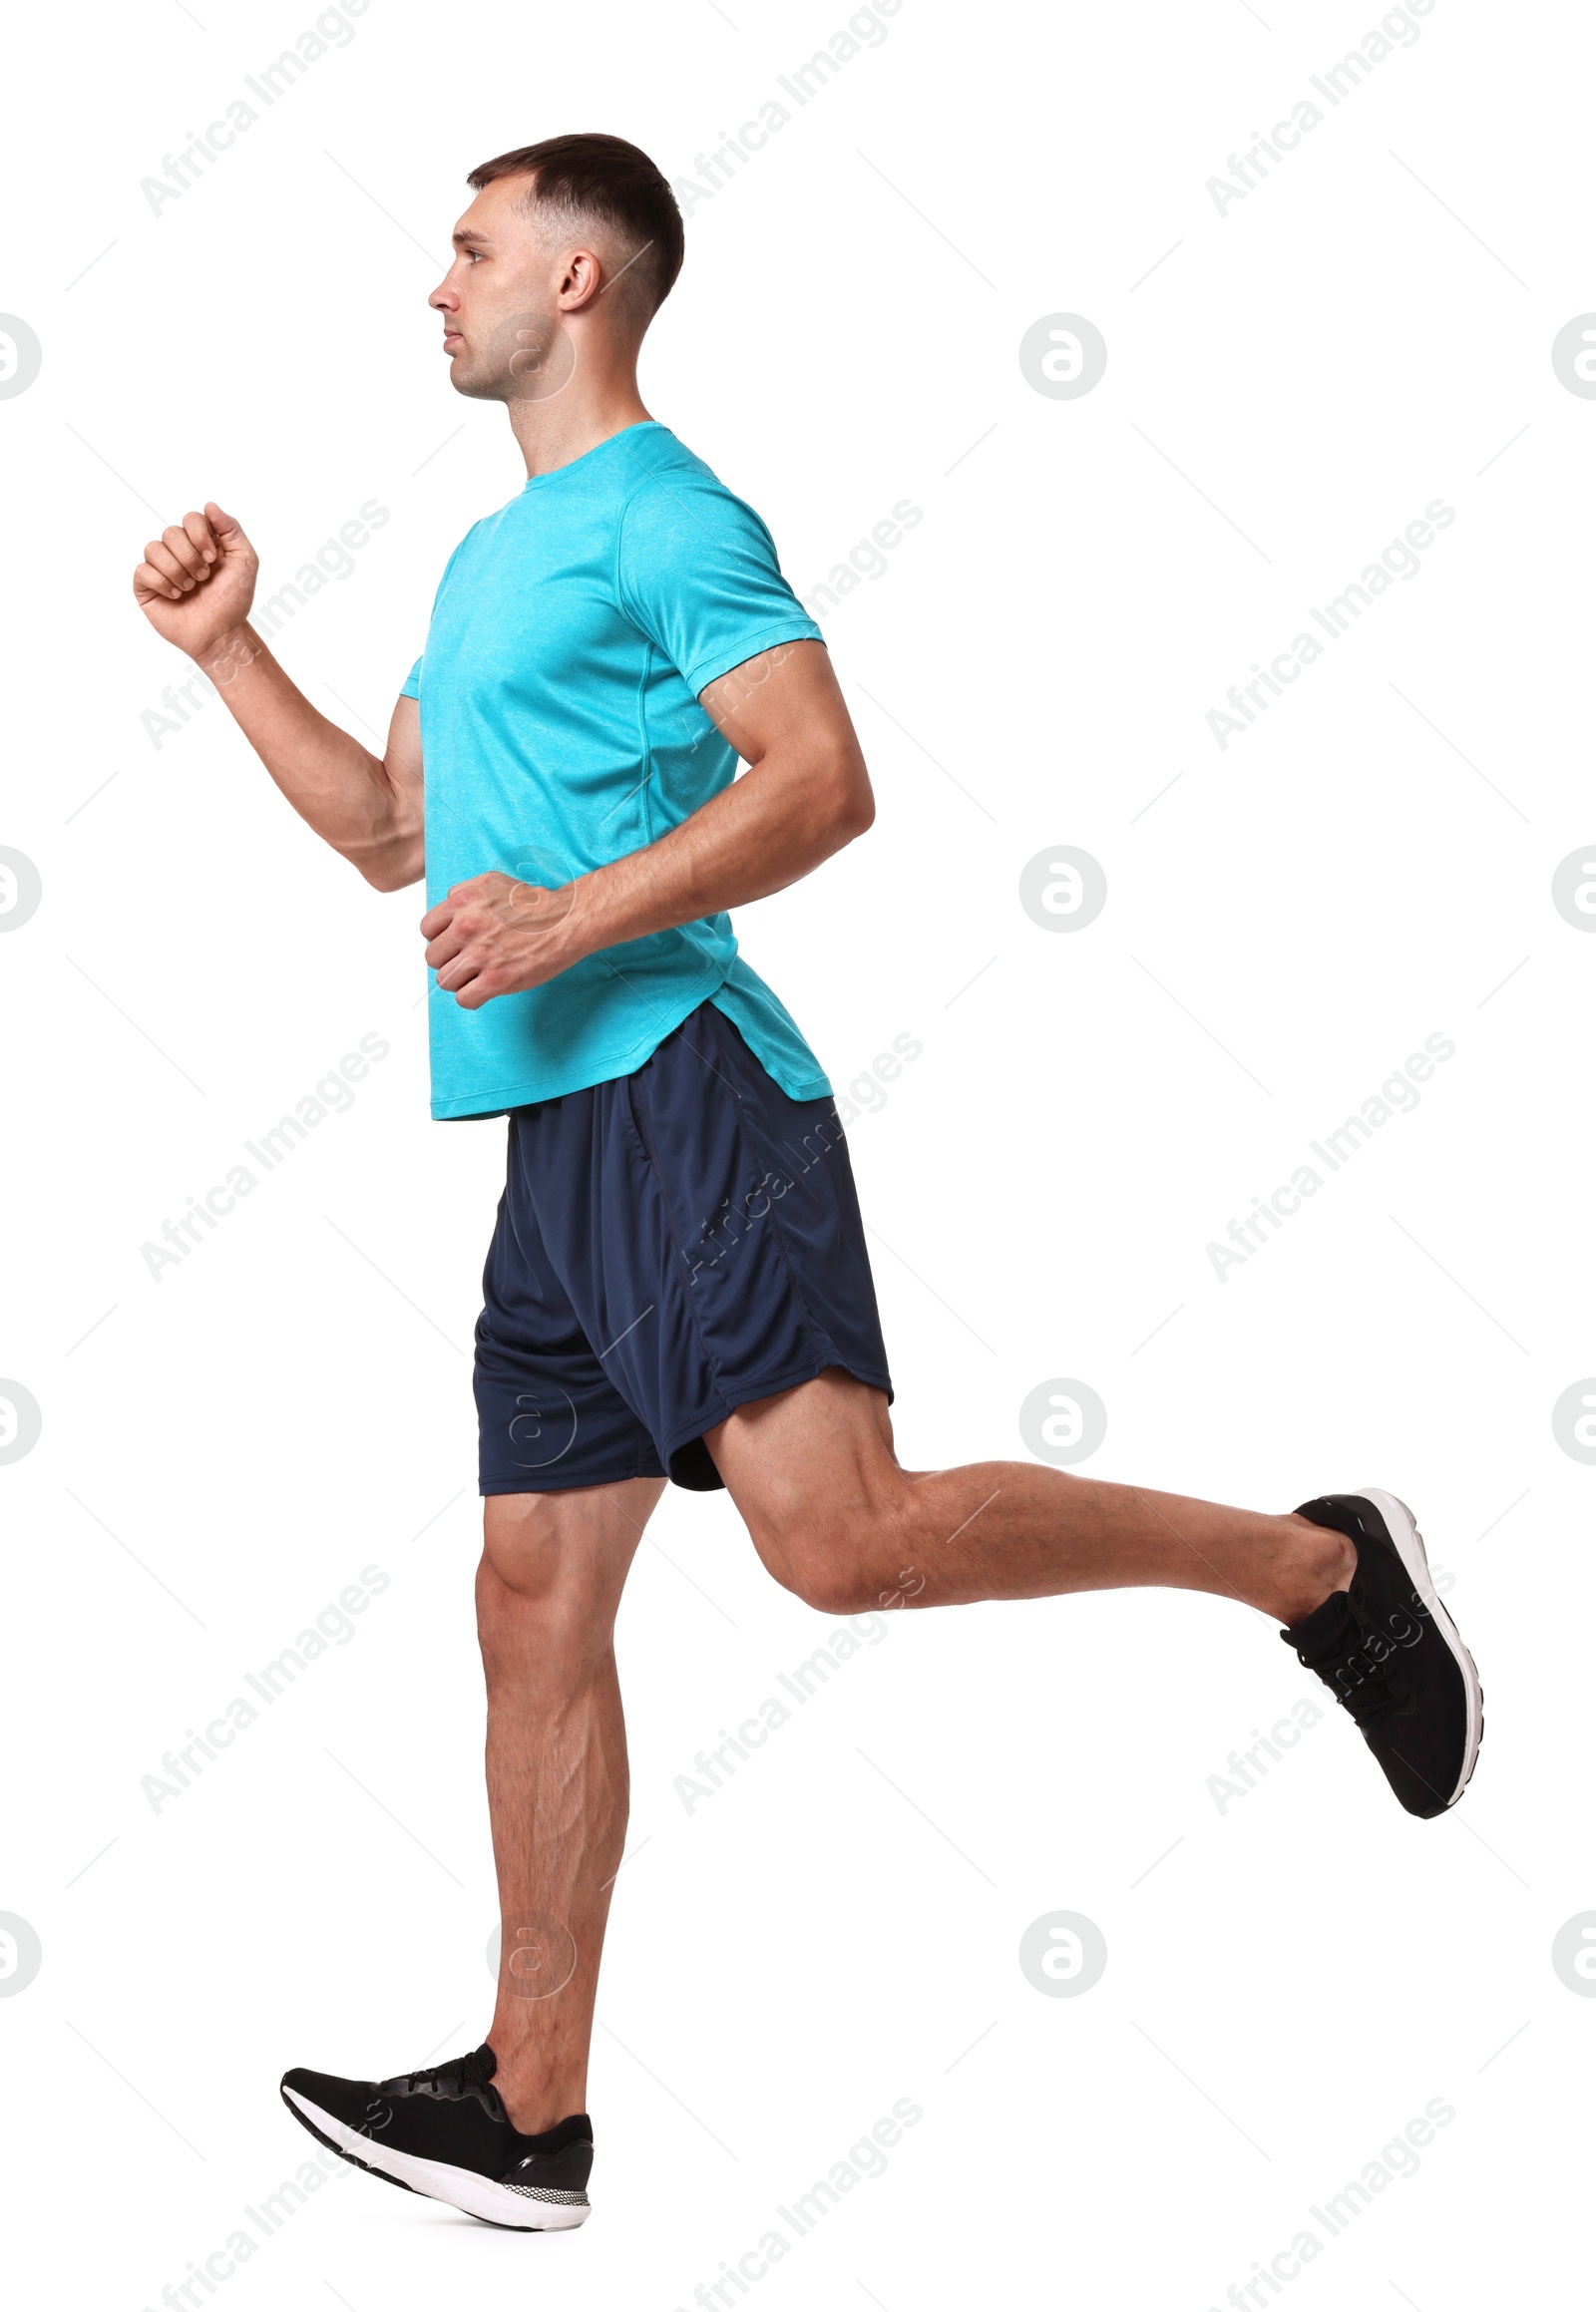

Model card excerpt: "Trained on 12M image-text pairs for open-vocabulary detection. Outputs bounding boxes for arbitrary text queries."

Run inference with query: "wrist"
[195,621,264,690]
[552,874,598,971]
[561,862,639,965]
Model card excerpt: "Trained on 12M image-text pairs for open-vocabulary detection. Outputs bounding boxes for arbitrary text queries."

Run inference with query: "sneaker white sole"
[281,2087,591,2230]
[1356,1485,1483,1809]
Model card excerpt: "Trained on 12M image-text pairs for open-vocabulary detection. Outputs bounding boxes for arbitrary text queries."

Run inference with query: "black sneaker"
[1283,1489,1482,1819]
[279,2043,592,2229]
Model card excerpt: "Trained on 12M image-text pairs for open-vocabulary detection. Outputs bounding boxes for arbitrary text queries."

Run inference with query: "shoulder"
[437,508,501,578]
[618,446,780,559]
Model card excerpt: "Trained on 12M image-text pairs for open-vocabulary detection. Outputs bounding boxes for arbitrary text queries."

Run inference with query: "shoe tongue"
[390,2042,497,2095]
[1280,1588,1358,1661]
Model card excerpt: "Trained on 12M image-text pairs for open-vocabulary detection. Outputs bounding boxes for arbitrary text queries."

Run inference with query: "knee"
[477,1502,616,1682]
[750,1497,909,1619]
[776,1553,875,1618]
[477,1568,610,1695]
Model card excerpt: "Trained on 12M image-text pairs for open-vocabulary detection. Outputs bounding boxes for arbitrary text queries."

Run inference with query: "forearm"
[564,749,868,963]
[200,623,422,887]
[421,640,876,1010]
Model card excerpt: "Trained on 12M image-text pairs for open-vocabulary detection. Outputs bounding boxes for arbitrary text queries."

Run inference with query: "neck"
[506,353,652,478]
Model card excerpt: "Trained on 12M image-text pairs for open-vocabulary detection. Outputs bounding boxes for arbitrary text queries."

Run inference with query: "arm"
[132,504,424,891]
[420,638,874,1007]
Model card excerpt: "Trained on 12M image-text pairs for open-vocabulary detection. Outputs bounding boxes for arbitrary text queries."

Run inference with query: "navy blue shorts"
[474,1001,893,1494]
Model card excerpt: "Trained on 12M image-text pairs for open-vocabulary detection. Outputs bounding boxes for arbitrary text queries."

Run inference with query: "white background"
[2,0,1590,2304]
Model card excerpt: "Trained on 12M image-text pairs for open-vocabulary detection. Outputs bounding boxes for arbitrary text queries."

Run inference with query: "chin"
[451,359,514,404]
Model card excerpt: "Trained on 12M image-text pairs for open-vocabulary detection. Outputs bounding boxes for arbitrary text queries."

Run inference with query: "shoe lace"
[396,2045,496,2097]
[1329,1665,1408,1728]
[1290,1596,1410,1728]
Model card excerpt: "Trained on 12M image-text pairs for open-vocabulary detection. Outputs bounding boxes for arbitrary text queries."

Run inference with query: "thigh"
[612,1003,895,1490]
[476,1112,668,1496]
[477,1479,661,1706]
[706,1367,903,1579]
[482,1476,665,1618]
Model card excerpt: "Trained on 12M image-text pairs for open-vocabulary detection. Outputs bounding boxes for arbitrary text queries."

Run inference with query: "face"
[429,177,589,402]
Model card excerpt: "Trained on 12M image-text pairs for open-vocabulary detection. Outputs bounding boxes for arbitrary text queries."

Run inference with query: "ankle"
[488,2046,585,2135]
[1268,1514,1356,1627]
[501,2086,585,2135]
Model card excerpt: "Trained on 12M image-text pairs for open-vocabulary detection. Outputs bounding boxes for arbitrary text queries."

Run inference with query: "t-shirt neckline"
[522,419,665,492]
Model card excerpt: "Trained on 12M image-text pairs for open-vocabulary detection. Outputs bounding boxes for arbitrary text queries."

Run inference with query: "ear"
[555,247,605,314]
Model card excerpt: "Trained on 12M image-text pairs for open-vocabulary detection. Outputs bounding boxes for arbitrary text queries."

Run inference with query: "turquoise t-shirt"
[402,421,831,1120]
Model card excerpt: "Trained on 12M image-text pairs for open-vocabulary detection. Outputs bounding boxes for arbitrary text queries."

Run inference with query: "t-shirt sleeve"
[402,532,475,703]
[615,471,824,696]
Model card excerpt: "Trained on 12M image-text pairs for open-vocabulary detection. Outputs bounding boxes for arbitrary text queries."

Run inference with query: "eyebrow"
[452,228,491,248]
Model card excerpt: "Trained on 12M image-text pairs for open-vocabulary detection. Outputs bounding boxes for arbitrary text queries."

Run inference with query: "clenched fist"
[133,504,258,659]
[421,872,582,1008]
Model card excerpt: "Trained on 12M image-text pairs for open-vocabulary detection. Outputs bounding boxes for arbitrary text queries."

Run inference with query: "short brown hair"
[467,134,685,312]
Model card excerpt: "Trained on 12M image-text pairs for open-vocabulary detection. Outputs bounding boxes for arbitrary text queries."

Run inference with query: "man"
[132,133,1482,2234]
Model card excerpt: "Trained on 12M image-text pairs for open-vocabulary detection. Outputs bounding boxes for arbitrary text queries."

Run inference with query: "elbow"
[358,839,425,893]
[843,780,876,840]
[825,758,876,848]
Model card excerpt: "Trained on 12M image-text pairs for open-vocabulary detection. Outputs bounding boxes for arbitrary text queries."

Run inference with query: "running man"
[131,134,1482,2232]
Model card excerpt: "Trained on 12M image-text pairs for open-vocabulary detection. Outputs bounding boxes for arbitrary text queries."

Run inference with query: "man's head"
[431,133,684,403]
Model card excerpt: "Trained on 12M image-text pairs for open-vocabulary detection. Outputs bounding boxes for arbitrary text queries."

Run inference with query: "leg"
[476,1475,664,2132]
[708,1369,1354,1624]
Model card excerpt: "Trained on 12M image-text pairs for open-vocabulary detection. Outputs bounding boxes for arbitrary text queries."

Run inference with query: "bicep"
[384,689,423,805]
[372,690,426,887]
[698,639,862,770]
